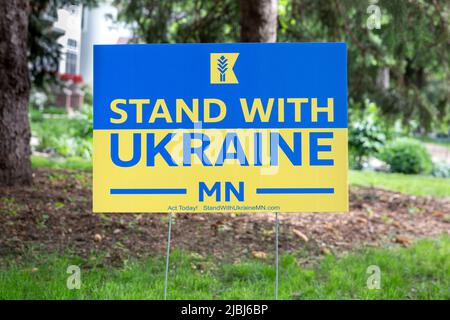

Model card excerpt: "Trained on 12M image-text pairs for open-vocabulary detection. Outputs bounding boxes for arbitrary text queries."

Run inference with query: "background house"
[55,1,131,86]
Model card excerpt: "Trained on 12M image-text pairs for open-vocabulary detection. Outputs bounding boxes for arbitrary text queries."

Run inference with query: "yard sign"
[93,43,348,213]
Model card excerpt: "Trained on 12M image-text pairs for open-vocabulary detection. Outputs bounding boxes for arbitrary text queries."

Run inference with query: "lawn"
[10,146,449,300]
[23,151,450,300]
[350,170,450,198]
[32,155,92,171]
[1,236,448,299]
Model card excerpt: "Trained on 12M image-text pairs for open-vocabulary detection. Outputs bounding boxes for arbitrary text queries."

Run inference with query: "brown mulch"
[0,169,449,264]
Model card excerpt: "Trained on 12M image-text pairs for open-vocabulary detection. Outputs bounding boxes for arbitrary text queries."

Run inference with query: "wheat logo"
[210,53,239,84]
[218,55,228,82]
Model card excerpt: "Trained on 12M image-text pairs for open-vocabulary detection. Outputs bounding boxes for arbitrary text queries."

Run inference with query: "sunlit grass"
[350,170,450,198]
[32,155,92,171]
[1,236,449,300]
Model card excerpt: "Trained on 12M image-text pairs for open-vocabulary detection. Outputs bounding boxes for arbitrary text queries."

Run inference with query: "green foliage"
[113,0,449,130]
[1,237,449,299]
[81,84,93,106]
[349,102,387,169]
[278,0,449,130]
[113,0,239,43]
[431,162,450,179]
[31,105,93,159]
[380,138,433,174]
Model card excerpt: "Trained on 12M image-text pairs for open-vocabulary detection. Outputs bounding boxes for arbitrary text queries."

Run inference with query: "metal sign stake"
[164,212,173,300]
[275,212,279,300]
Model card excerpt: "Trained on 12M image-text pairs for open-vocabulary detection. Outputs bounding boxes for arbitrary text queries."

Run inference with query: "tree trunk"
[240,0,278,42]
[0,0,32,186]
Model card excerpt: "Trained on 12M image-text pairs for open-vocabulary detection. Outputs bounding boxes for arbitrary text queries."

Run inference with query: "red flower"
[58,73,83,83]
[60,73,74,81]
[73,74,83,84]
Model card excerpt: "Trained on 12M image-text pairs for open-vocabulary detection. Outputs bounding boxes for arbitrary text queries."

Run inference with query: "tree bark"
[240,0,278,42]
[0,0,33,186]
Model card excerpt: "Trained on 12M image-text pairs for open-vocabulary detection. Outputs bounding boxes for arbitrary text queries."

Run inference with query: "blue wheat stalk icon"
[217,55,228,82]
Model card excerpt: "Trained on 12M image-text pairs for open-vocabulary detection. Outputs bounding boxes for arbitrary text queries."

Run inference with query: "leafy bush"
[81,84,93,106]
[431,162,450,178]
[31,105,93,159]
[349,102,387,169]
[380,138,432,174]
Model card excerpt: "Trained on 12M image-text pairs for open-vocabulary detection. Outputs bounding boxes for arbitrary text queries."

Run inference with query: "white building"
[55,2,132,86]
[54,5,83,75]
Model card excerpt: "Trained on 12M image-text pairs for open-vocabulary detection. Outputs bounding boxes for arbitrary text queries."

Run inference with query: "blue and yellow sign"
[93,43,348,213]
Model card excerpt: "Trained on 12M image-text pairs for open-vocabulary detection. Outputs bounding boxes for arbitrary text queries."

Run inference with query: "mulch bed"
[1,169,449,265]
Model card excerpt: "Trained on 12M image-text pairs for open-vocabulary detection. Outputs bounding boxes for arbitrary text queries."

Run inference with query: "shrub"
[431,162,450,178]
[380,138,432,174]
[349,102,387,169]
[30,105,93,159]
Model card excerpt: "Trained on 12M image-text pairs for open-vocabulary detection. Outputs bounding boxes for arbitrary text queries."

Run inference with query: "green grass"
[32,155,92,171]
[1,236,449,300]
[350,170,450,198]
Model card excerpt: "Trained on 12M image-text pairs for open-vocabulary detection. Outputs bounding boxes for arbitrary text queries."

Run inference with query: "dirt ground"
[0,169,449,265]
